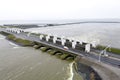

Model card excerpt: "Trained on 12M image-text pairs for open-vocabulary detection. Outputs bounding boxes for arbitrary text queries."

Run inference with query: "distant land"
[1,19,120,28]
[0,18,120,24]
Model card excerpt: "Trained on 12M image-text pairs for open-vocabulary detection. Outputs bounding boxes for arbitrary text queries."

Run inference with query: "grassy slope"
[96,45,120,55]
[7,34,34,46]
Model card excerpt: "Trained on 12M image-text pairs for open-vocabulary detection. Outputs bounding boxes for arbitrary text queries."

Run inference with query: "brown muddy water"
[0,35,82,80]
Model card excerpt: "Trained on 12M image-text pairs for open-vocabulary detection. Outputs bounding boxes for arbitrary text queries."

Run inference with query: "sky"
[0,0,120,20]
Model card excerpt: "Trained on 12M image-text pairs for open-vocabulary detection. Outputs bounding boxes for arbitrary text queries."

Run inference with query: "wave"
[9,42,22,49]
[0,35,5,39]
[13,46,21,49]
[67,62,74,80]
[9,42,19,47]
[0,38,5,39]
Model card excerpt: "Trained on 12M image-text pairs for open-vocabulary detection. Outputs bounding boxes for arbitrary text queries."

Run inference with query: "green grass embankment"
[0,31,34,46]
[7,34,34,46]
[96,45,120,55]
[0,26,2,28]
[0,31,11,36]
[0,26,6,28]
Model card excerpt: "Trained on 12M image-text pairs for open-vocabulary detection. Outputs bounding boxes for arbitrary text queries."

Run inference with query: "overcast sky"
[0,0,120,20]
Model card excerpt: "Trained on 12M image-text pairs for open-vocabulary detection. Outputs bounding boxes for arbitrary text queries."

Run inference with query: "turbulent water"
[25,23,120,48]
[0,35,82,80]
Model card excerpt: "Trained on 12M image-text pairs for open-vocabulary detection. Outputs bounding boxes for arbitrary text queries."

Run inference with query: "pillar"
[79,41,83,45]
[17,30,20,34]
[53,36,57,43]
[14,28,17,33]
[85,44,90,53]
[72,41,76,49]
[46,35,50,41]
[91,41,96,48]
[67,38,72,42]
[61,38,66,46]
[39,35,43,40]
[11,29,13,32]
[12,29,14,32]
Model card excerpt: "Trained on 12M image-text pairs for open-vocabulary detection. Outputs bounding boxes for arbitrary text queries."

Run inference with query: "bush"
[7,34,34,46]
[109,47,120,55]
[7,34,16,40]
[96,45,120,55]
[0,31,11,36]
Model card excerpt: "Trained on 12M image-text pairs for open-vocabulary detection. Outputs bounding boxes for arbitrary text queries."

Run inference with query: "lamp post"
[98,45,110,62]
[27,32,31,37]
[99,51,103,62]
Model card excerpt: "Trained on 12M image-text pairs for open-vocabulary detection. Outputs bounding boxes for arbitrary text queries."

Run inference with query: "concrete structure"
[6,28,24,34]
[46,35,50,41]
[85,44,90,53]
[72,41,77,49]
[91,41,97,48]
[61,38,66,46]
[39,35,44,40]
[79,41,83,45]
[53,36,57,43]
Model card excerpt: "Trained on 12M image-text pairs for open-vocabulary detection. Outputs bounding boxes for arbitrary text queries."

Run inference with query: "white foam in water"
[9,42,21,49]
[9,42,18,46]
[0,38,4,39]
[13,46,20,49]
[0,35,5,39]
[67,62,74,80]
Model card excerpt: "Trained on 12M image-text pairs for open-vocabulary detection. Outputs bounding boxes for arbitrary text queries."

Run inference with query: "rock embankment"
[75,56,120,80]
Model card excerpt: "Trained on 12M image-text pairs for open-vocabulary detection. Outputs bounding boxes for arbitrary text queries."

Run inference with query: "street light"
[98,45,110,62]
[27,32,31,37]
[99,51,103,62]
